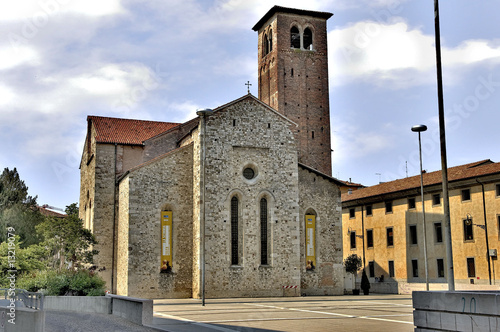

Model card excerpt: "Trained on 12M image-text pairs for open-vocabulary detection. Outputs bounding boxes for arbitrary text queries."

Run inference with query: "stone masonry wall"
[257,12,332,175]
[117,177,129,295]
[120,144,194,299]
[202,96,302,298]
[298,166,343,295]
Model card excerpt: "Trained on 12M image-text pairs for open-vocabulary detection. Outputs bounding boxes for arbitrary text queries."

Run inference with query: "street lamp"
[412,124,429,291]
[196,108,213,306]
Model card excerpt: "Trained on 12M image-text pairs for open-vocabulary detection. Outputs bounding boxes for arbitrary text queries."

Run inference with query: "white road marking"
[244,302,414,325]
[154,312,239,332]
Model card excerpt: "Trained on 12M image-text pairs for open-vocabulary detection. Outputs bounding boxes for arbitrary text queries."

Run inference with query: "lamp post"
[434,0,454,291]
[196,108,213,306]
[412,124,429,291]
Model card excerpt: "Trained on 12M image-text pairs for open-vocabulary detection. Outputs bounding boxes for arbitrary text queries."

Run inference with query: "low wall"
[413,291,500,331]
[0,306,45,332]
[44,296,111,314]
[107,294,153,326]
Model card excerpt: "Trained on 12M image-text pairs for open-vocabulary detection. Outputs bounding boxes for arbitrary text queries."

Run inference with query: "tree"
[344,254,362,293]
[0,168,43,246]
[344,254,362,275]
[36,204,98,271]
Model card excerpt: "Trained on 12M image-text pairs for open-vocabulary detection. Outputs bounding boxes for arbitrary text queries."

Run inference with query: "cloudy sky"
[1,0,499,209]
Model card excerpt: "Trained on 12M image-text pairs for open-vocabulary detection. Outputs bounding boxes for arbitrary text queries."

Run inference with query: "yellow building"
[342,160,500,293]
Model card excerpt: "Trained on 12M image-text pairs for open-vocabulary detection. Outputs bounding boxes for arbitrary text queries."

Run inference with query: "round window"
[243,168,255,180]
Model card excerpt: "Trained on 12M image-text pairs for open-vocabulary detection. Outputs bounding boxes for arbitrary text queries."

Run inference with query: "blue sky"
[1,0,499,209]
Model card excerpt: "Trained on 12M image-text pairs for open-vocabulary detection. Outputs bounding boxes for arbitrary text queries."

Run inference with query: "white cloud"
[0,0,124,22]
[329,20,500,88]
[0,45,40,70]
[0,84,16,107]
[332,121,394,163]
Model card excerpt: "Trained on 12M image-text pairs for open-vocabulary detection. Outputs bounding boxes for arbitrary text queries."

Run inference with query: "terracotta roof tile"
[89,116,180,145]
[342,159,499,202]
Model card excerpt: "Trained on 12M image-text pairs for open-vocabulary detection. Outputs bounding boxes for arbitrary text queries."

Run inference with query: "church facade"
[79,6,344,299]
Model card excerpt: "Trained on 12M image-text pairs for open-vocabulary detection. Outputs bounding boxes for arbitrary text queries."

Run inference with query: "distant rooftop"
[252,6,333,31]
[88,116,180,145]
[342,159,500,203]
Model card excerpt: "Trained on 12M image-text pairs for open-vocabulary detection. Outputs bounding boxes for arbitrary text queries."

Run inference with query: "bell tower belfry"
[253,6,333,176]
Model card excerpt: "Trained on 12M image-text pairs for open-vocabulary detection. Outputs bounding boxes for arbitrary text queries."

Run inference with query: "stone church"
[79,6,343,299]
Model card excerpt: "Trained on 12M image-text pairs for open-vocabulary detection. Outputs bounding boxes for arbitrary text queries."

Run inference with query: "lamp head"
[411,124,427,132]
[196,108,213,117]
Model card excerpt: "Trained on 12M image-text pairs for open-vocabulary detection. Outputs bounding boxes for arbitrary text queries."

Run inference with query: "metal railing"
[0,288,44,310]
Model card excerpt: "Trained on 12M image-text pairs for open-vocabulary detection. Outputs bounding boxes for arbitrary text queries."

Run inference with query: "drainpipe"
[476,178,492,285]
[111,143,118,293]
[361,205,366,269]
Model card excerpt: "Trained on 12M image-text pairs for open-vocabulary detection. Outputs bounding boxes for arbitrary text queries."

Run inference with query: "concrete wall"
[44,296,111,313]
[299,166,343,295]
[108,294,152,326]
[0,306,44,332]
[413,291,500,331]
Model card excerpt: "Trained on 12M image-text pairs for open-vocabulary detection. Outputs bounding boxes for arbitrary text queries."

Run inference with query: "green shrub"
[16,270,54,292]
[68,270,105,296]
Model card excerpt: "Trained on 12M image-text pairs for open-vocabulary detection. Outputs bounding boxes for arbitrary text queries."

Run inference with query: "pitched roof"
[38,206,67,218]
[338,180,365,188]
[342,160,500,203]
[88,116,180,145]
[299,163,345,186]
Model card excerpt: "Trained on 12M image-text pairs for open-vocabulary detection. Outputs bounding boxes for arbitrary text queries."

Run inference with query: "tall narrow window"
[464,218,474,241]
[496,184,500,197]
[467,257,476,277]
[260,198,268,265]
[386,227,394,246]
[350,231,356,249]
[369,261,375,278]
[231,197,239,265]
[268,29,273,52]
[290,26,300,48]
[349,208,355,219]
[409,225,418,245]
[434,222,443,243]
[263,33,268,56]
[412,259,419,278]
[388,261,395,278]
[303,28,312,49]
[366,229,374,248]
[437,259,445,278]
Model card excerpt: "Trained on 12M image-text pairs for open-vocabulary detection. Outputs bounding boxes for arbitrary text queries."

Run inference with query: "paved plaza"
[149,294,414,332]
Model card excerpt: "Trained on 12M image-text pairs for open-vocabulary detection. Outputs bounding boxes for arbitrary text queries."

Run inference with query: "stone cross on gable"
[245,81,252,94]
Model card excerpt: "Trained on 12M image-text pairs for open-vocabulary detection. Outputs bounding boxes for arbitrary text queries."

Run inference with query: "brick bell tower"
[253,6,333,176]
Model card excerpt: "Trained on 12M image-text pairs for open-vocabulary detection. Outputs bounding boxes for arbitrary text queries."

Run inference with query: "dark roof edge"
[252,6,333,31]
[298,163,344,186]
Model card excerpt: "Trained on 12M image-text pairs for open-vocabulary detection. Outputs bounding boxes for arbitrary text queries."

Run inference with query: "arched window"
[260,198,268,265]
[268,29,273,53]
[290,26,300,48]
[263,33,269,56]
[303,28,313,50]
[231,196,239,265]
